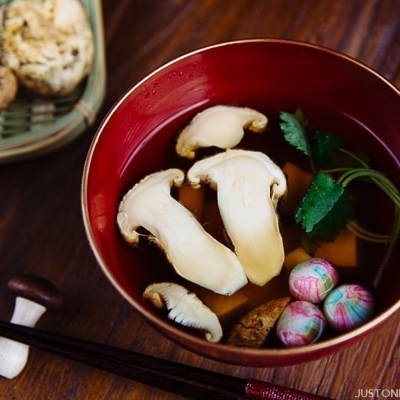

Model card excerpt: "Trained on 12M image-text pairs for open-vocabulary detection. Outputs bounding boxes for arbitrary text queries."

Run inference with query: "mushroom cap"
[117,168,185,244]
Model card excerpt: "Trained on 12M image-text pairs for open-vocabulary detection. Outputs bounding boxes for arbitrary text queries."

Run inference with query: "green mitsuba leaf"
[279,110,311,157]
[295,172,355,241]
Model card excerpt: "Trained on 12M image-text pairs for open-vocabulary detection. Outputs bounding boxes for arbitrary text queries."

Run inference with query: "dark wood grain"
[0,1,399,399]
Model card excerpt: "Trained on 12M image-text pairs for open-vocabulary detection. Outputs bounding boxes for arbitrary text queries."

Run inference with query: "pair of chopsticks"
[0,321,331,400]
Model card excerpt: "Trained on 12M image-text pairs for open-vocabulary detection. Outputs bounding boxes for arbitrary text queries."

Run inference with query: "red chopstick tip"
[244,378,333,400]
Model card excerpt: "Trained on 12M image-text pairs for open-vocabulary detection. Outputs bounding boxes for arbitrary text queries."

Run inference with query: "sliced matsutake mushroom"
[143,282,223,342]
[175,105,268,159]
[187,149,287,286]
[117,168,248,296]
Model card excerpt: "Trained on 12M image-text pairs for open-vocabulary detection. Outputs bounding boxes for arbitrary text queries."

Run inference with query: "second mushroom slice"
[187,150,287,286]
[117,168,248,296]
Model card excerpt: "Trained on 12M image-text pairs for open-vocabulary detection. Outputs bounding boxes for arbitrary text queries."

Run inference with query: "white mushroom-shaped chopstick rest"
[0,274,63,379]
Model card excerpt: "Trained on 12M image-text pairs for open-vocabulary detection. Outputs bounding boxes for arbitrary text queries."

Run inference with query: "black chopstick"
[0,321,332,400]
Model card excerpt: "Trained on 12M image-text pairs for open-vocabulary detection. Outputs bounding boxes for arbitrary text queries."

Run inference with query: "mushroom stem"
[0,299,46,379]
[0,275,62,379]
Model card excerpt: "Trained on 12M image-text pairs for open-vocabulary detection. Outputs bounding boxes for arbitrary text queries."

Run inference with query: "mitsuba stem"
[279,109,400,288]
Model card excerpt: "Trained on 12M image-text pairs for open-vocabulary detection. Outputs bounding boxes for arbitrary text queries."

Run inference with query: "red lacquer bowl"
[82,39,400,366]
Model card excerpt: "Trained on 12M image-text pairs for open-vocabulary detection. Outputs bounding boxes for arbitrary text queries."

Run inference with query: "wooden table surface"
[1,1,399,399]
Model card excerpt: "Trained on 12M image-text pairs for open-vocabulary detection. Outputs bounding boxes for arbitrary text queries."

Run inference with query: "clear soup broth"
[116,101,400,346]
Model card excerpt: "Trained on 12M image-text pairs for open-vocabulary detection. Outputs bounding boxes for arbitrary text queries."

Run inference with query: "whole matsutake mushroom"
[175,105,268,159]
[117,168,248,296]
[187,149,287,286]
[0,0,94,96]
[143,282,223,342]
[0,66,18,110]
